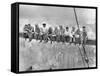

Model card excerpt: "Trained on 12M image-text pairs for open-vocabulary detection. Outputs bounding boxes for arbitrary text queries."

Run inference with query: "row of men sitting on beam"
[23,23,88,45]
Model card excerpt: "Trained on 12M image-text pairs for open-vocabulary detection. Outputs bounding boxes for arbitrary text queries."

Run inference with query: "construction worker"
[23,24,28,33]
[54,27,60,42]
[74,28,81,45]
[59,25,65,43]
[23,24,29,40]
[70,26,76,44]
[65,26,70,42]
[29,26,35,41]
[39,27,43,42]
[23,24,34,41]
[81,26,88,45]
[40,23,48,43]
[48,27,53,43]
[28,24,34,41]
[81,26,89,64]
[34,24,40,40]
[23,24,32,33]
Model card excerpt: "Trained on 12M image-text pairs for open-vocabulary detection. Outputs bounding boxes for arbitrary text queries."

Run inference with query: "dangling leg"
[69,37,72,45]
[62,35,65,44]
[36,34,39,40]
[34,33,36,40]
[68,36,70,43]
[63,35,66,43]
[73,36,76,45]
[56,35,58,43]
[45,35,49,43]
[39,34,43,43]
[43,34,48,43]
[79,36,81,45]
[50,35,52,44]
[58,35,60,43]
[36,34,38,40]
[28,33,33,42]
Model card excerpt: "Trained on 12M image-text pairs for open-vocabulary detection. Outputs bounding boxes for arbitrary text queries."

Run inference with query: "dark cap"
[66,27,69,29]
[42,23,46,27]
[82,26,86,28]
[43,23,46,25]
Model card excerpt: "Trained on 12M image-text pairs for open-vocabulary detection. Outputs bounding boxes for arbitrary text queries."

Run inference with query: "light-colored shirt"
[65,31,70,36]
[59,28,65,35]
[43,27,48,33]
[70,30,75,37]
[40,26,48,34]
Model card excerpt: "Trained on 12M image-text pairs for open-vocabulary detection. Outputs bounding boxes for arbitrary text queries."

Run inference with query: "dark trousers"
[39,34,48,42]
[56,35,61,42]
[60,35,65,43]
[65,36,70,42]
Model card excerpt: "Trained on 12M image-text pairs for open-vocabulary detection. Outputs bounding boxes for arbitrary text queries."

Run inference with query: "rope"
[73,8,79,29]
[77,45,86,67]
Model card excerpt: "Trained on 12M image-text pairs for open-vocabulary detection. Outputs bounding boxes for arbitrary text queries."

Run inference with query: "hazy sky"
[19,5,96,39]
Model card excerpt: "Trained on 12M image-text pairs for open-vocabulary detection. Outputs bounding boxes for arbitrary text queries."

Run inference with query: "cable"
[73,8,89,67]
[77,45,86,67]
[82,44,89,67]
[73,8,79,29]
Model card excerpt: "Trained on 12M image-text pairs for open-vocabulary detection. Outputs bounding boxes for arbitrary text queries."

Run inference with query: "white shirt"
[43,27,48,33]
[69,31,75,37]
[40,26,48,34]
[65,31,70,36]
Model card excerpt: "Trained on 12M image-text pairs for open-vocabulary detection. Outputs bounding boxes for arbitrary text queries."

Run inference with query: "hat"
[82,26,86,28]
[66,27,69,29]
[42,23,46,26]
